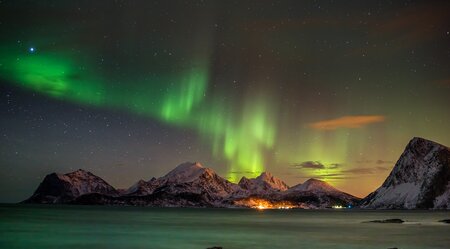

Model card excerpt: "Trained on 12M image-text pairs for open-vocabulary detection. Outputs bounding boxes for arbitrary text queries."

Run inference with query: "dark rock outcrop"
[24,169,118,204]
[360,137,450,209]
[365,219,404,224]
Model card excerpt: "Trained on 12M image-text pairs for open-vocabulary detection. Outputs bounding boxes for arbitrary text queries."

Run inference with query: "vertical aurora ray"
[2,1,450,201]
[194,95,277,181]
[0,45,278,181]
[160,66,209,123]
[0,41,400,191]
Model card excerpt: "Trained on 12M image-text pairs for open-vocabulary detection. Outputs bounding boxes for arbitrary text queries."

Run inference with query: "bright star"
[29,47,35,53]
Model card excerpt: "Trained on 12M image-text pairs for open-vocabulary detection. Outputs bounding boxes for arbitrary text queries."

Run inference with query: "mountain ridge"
[24,162,358,208]
[24,137,450,209]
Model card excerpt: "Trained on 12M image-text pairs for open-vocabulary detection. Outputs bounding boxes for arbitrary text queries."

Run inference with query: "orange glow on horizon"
[234,198,297,210]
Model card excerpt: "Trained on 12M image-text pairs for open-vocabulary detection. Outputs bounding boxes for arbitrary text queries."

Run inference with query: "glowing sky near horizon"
[0,0,449,202]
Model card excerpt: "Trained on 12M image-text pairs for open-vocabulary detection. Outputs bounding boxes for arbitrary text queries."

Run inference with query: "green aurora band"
[0,47,276,180]
[3,1,450,199]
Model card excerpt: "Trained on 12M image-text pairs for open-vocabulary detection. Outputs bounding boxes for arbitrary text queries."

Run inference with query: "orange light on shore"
[235,198,296,210]
[256,204,266,210]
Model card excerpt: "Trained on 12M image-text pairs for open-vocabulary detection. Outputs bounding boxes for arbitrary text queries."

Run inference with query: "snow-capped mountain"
[24,162,360,208]
[287,178,340,193]
[124,178,158,196]
[24,169,118,204]
[75,162,245,207]
[160,162,210,183]
[152,162,242,203]
[238,172,289,196]
[282,178,360,208]
[233,177,359,209]
[38,159,444,208]
[360,137,450,209]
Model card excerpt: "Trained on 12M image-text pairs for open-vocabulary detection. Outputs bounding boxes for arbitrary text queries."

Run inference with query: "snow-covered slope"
[283,178,359,208]
[160,162,207,183]
[24,162,360,208]
[25,169,118,204]
[124,178,158,196]
[238,172,289,196]
[360,137,450,209]
[287,178,340,193]
[153,162,242,204]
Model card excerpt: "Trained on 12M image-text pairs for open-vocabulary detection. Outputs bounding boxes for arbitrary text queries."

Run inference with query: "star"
[29,47,35,53]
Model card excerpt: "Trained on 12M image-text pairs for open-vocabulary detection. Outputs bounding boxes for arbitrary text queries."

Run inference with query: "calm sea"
[0,204,449,249]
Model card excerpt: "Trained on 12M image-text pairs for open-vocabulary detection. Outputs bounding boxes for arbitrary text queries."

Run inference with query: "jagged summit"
[256,172,274,182]
[256,172,289,190]
[25,137,450,209]
[361,137,450,209]
[154,162,240,202]
[257,171,273,178]
[22,161,358,208]
[238,171,289,196]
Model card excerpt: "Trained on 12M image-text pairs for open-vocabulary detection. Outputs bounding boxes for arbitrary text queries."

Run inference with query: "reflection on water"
[0,204,449,249]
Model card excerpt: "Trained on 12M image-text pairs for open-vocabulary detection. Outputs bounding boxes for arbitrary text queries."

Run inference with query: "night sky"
[1,0,449,202]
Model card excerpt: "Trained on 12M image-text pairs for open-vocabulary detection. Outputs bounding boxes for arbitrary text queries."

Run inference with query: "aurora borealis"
[1,0,449,202]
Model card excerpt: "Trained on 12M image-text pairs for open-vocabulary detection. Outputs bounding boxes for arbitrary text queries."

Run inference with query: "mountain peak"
[25,162,360,208]
[256,171,273,180]
[58,169,97,181]
[406,137,449,155]
[410,136,442,144]
[24,168,118,204]
[168,162,203,173]
[162,162,211,183]
[66,169,92,176]
[175,161,203,170]
[304,178,326,184]
[238,171,289,194]
[257,172,288,189]
[361,137,450,209]
[303,178,331,187]
[383,137,450,187]
[239,176,249,181]
[238,176,249,184]
[289,178,338,193]
[303,178,334,187]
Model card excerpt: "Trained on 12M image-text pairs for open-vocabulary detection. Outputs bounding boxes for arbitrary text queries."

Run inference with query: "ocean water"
[0,204,449,249]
